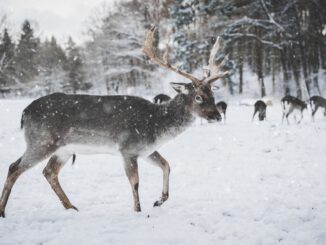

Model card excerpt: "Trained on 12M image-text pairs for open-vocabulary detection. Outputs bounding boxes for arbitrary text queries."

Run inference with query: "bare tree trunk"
[289,45,302,99]
[271,53,276,95]
[239,63,243,94]
[280,49,290,96]
[256,30,265,97]
[238,41,244,94]
[294,6,311,97]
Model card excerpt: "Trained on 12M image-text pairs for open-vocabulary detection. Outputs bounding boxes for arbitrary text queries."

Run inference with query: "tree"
[85,0,155,94]
[37,36,67,93]
[169,0,210,72]
[0,28,15,87]
[15,20,40,84]
[65,37,90,93]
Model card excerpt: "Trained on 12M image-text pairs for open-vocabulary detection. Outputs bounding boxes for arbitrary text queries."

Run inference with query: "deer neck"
[160,93,195,131]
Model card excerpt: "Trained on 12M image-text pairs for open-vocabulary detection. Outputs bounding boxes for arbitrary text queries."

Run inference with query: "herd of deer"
[253,95,326,123]
[0,26,325,218]
[154,93,326,124]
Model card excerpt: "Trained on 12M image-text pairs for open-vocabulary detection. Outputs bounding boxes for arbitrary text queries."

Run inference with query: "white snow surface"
[0,98,326,245]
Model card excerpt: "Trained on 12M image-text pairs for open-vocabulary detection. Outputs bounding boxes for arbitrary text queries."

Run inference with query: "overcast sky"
[0,0,115,44]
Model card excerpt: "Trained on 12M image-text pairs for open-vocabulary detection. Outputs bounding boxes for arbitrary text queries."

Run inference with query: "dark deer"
[0,26,229,217]
[281,95,307,124]
[216,101,227,122]
[310,96,326,121]
[252,100,267,121]
[153,93,171,104]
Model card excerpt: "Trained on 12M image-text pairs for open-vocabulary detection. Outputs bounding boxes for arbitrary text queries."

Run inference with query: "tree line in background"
[0,20,90,96]
[166,0,326,99]
[0,0,325,99]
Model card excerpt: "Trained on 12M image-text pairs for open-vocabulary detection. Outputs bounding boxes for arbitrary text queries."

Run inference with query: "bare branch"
[260,0,285,32]
[223,33,283,50]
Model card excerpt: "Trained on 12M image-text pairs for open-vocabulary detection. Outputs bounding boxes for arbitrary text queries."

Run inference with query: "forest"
[0,0,325,99]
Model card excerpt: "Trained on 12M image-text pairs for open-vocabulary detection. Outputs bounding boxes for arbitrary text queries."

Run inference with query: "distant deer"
[281,95,307,124]
[252,100,267,121]
[153,94,171,104]
[216,101,227,122]
[0,26,229,217]
[310,96,326,121]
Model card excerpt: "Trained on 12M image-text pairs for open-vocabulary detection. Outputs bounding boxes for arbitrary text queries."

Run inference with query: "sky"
[0,0,115,44]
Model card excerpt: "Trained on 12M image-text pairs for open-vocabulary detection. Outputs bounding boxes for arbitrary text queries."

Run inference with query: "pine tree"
[37,36,67,93]
[15,20,39,84]
[0,28,15,87]
[65,37,90,94]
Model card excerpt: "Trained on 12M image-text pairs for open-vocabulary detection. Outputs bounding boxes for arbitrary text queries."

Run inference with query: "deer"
[153,93,171,104]
[281,95,307,124]
[252,100,267,121]
[0,26,229,217]
[216,101,227,122]
[310,96,326,121]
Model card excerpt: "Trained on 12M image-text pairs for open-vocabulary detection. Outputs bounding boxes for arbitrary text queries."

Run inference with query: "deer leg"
[0,147,53,217]
[285,112,290,124]
[294,114,297,123]
[148,151,170,207]
[43,154,78,211]
[123,155,141,212]
[252,110,257,122]
[285,106,294,125]
[297,110,303,124]
[311,106,318,122]
[0,158,26,217]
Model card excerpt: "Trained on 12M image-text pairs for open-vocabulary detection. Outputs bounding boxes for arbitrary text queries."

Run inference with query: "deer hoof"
[0,210,5,218]
[70,205,79,212]
[153,200,163,207]
[65,204,79,212]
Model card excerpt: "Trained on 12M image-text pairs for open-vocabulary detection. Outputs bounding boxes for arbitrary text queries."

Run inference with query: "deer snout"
[215,112,222,122]
[207,109,222,122]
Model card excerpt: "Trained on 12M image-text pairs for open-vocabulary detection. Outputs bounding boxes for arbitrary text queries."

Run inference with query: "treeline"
[85,0,326,98]
[0,0,325,98]
[166,0,326,98]
[0,20,90,96]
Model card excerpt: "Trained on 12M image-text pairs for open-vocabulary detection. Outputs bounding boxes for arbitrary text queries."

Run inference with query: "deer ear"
[170,82,192,94]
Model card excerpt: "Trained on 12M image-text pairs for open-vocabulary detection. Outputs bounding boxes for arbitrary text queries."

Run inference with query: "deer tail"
[20,111,25,129]
[72,154,76,165]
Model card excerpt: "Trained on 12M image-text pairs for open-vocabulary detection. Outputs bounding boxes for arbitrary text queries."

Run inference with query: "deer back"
[21,93,196,156]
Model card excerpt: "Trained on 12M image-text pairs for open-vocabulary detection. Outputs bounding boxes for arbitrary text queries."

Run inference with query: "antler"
[143,26,202,86]
[204,37,230,84]
[143,26,229,86]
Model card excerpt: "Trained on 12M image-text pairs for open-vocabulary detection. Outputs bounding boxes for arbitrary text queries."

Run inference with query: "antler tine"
[143,26,201,86]
[143,25,157,60]
[204,36,230,84]
[163,45,170,64]
[208,36,221,75]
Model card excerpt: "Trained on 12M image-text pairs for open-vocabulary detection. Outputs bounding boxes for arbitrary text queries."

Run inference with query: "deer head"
[143,26,229,121]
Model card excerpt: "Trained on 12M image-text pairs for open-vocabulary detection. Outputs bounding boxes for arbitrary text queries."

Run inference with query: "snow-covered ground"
[0,98,326,245]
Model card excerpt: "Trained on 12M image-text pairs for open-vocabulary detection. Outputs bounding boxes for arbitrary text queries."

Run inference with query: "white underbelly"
[53,126,187,160]
[55,143,121,160]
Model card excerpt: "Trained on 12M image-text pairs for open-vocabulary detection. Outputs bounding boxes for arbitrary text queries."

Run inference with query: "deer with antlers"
[0,26,229,217]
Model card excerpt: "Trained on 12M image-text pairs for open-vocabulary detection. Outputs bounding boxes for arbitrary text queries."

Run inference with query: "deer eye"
[195,95,204,104]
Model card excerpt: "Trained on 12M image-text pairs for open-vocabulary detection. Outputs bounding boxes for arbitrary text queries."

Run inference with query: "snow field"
[0,99,326,245]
